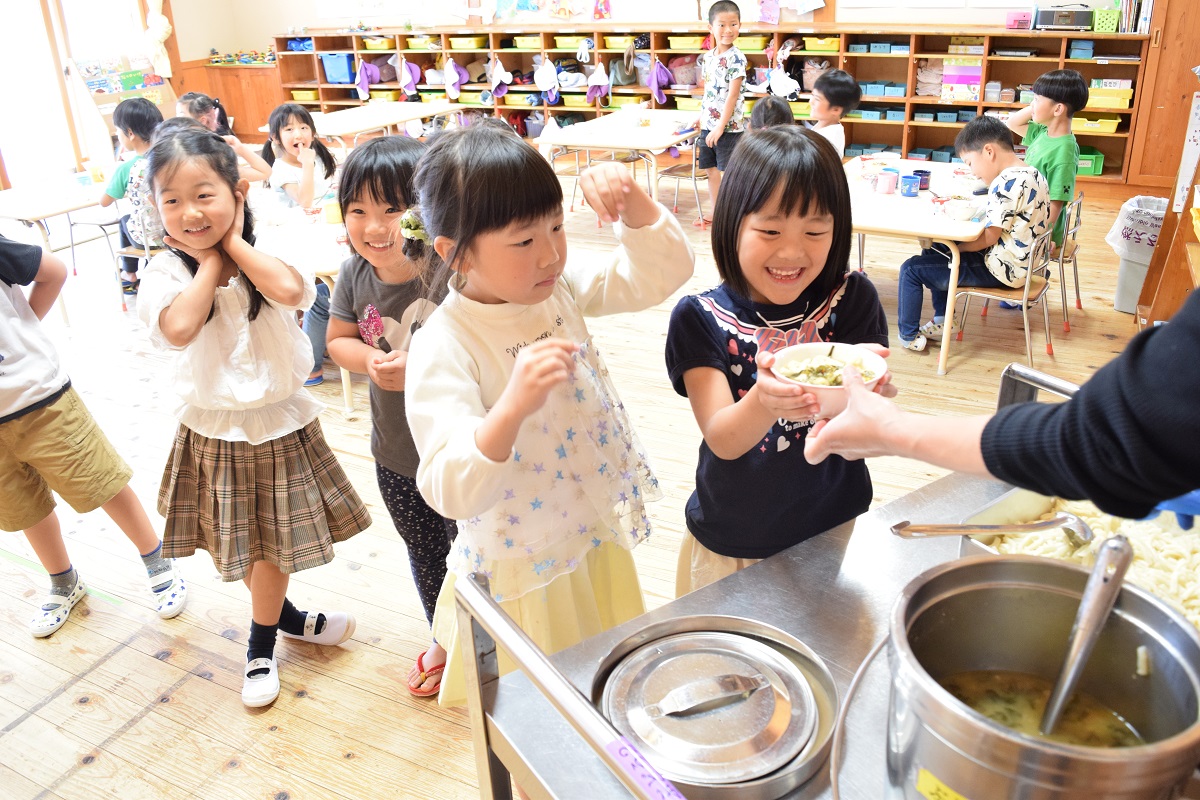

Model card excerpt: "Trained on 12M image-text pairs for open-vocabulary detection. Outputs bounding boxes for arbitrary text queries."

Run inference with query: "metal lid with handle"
[601,631,818,784]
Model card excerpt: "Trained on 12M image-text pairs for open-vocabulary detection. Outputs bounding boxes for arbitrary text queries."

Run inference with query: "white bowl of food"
[771,342,886,419]
[944,198,980,221]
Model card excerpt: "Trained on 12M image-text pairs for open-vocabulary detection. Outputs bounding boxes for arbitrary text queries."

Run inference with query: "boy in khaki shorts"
[0,235,187,637]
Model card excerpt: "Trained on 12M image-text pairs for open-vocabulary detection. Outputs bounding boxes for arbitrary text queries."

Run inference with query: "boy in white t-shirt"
[0,236,187,638]
[807,69,861,158]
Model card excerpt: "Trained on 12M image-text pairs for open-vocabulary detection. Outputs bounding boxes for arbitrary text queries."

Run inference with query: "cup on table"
[301,206,323,224]
[74,172,93,188]
[876,170,898,194]
[913,169,931,190]
[323,202,343,224]
[900,175,921,197]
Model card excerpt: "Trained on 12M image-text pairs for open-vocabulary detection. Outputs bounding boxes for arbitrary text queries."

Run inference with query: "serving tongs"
[890,513,1095,549]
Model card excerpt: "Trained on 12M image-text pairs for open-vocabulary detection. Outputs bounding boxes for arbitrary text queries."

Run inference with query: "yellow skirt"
[431,541,646,707]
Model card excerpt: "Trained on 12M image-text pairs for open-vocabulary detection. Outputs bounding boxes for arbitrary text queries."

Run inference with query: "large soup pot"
[888,555,1200,799]
[591,615,839,800]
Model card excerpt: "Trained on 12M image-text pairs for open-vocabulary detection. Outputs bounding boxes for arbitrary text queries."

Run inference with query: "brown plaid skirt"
[157,419,371,581]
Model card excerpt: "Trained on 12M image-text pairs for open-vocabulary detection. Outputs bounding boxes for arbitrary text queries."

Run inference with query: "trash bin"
[1106,195,1167,313]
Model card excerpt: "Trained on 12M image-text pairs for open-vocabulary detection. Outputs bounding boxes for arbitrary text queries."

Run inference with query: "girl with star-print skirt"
[666,126,896,596]
[402,124,694,706]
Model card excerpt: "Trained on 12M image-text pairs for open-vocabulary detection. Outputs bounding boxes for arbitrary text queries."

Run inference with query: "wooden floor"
[0,175,1150,799]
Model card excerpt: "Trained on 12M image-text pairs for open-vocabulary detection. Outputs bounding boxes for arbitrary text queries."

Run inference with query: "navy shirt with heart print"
[665,271,889,559]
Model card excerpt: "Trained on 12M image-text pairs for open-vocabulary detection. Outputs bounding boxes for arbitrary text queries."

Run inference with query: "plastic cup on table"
[324,202,343,224]
[301,207,323,224]
[876,170,898,194]
[900,175,921,197]
[913,169,931,190]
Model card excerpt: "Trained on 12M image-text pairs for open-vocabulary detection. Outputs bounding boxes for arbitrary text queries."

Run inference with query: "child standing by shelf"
[665,126,893,594]
[1005,69,1088,247]
[263,103,338,209]
[1,235,187,637]
[697,0,748,226]
[897,116,1051,351]
[139,129,370,709]
[403,124,694,705]
[806,69,862,159]
[99,97,163,295]
[324,136,455,698]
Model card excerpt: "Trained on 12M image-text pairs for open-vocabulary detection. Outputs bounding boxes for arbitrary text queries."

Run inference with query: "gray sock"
[140,543,173,592]
[48,567,78,601]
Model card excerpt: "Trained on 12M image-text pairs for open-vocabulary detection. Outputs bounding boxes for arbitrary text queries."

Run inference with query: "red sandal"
[407,650,446,698]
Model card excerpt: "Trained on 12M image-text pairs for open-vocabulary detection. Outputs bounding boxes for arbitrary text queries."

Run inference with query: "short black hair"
[813,69,861,116]
[411,124,563,294]
[955,115,1016,156]
[750,95,793,130]
[711,126,852,302]
[708,0,740,23]
[155,116,206,142]
[113,97,163,142]
[1032,69,1089,117]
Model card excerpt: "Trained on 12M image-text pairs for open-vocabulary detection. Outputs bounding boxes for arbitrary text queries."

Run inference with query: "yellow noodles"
[991,499,1200,630]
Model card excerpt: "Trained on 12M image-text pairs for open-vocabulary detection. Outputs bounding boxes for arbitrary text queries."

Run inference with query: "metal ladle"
[1040,535,1134,736]
[890,513,1095,549]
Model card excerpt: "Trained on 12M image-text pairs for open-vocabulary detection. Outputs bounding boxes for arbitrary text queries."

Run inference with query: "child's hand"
[220,190,247,253]
[163,234,222,271]
[754,351,821,420]
[499,339,578,420]
[579,163,660,228]
[367,349,407,392]
[854,343,899,399]
[804,366,901,464]
[705,129,722,149]
[223,135,246,154]
[297,143,316,168]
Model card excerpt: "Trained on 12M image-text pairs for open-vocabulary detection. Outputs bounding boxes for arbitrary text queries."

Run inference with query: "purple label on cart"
[605,737,687,799]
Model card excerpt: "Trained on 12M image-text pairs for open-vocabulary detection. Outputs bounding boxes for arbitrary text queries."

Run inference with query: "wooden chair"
[657,136,708,228]
[1055,191,1084,331]
[953,228,1056,367]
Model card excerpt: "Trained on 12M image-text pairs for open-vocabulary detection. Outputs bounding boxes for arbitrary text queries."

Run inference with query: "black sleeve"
[0,235,43,287]
[665,295,729,397]
[982,289,1200,518]
[831,272,890,348]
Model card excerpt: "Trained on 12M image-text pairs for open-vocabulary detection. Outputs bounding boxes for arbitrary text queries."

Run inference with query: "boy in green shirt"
[99,97,162,294]
[1005,69,1089,247]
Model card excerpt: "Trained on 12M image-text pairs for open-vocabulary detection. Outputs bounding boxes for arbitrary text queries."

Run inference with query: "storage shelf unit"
[273,24,1148,183]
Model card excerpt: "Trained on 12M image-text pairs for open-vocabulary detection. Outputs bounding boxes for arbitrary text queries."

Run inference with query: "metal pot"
[592,615,838,800]
[888,555,1200,799]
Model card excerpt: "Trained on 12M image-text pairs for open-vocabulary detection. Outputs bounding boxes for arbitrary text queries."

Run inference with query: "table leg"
[936,239,959,376]
[316,274,354,415]
[647,153,660,201]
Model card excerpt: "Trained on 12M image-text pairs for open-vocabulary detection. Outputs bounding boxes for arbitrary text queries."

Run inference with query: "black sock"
[246,621,278,676]
[277,598,325,637]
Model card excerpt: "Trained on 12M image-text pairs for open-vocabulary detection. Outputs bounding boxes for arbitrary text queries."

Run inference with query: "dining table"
[844,156,988,375]
[534,108,699,201]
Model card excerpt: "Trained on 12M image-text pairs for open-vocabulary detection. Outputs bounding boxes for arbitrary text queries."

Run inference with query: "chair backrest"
[1063,190,1083,243]
[1025,228,1055,287]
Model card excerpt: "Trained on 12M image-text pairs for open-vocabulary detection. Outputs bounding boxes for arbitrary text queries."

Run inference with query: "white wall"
[171,0,239,61]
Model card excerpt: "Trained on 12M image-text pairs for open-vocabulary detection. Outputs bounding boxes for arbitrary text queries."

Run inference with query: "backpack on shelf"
[667,54,698,86]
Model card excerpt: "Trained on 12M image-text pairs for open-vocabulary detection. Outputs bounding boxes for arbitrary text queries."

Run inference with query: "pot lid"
[601,631,817,784]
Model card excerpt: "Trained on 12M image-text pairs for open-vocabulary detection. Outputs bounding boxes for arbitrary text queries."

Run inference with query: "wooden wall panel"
[206,66,283,144]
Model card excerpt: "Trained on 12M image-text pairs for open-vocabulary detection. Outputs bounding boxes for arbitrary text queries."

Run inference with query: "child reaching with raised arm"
[403,124,694,706]
[262,103,337,209]
[1,235,187,637]
[665,126,894,594]
[99,97,163,294]
[138,129,371,709]
[324,136,455,698]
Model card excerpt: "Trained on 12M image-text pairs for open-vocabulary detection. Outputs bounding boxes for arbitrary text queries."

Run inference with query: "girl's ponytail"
[211,97,232,135]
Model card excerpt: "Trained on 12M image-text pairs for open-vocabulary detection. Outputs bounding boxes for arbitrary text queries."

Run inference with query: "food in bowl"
[771,342,886,418]
[940,670,1145,748]
[944,198,980,221]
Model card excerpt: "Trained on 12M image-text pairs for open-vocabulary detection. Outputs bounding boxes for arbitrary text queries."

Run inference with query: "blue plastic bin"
[320,53,356,84]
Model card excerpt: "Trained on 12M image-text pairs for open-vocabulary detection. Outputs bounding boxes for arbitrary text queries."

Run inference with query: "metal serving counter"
[467,471,1013,799]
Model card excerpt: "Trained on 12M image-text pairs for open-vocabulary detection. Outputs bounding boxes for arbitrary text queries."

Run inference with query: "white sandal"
[242,657,280,708]
[149,560,188,619]
[279,610,355,646]
[30,579,86,638]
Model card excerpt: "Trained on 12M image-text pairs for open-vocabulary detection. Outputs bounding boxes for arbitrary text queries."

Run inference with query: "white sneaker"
[242,657,280,708]
[279,610,355,646]
[900,335,927,352]
[30,578,86,638]
[918,320,945,338]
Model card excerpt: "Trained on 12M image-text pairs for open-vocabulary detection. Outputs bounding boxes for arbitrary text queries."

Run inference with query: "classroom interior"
[1,0,1199,797]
